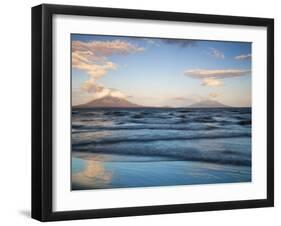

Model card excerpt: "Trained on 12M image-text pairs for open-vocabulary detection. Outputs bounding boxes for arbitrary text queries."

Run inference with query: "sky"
[72,34,252,107]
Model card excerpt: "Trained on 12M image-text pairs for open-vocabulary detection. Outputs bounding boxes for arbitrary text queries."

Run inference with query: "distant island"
[74,96,142,108]
[188,100,231,108]
[74,96,232,108]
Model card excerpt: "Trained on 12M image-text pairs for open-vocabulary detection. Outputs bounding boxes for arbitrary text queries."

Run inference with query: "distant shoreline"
[72,106,251,109]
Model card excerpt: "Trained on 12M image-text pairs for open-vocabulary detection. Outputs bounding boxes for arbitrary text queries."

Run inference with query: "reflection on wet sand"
[183,162,224,180]
[72,153,251,190]
[72,157,112,190]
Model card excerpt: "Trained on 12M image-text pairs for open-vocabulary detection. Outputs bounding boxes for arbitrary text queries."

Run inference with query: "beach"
[72,152,251,190]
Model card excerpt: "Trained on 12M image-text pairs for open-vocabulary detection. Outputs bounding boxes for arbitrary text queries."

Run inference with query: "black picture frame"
[32,3,274,222]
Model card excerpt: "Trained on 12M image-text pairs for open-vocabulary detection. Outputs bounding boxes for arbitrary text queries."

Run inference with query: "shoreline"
[71,153,251,190]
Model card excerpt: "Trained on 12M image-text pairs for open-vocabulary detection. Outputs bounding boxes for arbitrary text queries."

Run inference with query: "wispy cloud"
[141,38,197,48]
[184,69,251,79]
[184,69,251,87]
[72,40,144,100]
[209,48,224,59]
[234,54,251,60]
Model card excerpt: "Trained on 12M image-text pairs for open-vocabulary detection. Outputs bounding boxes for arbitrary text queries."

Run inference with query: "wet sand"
[72,152,251,190]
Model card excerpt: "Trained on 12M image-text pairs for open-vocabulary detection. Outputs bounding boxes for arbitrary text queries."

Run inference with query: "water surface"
[72,108,251,190]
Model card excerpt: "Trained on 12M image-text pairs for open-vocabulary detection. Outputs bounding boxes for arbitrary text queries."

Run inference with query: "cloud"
[184,69,251,79]
[141,38,196,48]
[81,80,128,99]
[209,48,224,59]
[72,40,144,57]
[72,40,144,100]
[73,56,117,79]
[201,78,223,87]
[184,68,251,87]
[161,39,197,47]
[72,40,144,79]
[234,54,251,60]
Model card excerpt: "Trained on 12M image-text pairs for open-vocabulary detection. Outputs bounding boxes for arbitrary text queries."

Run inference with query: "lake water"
[71,108,251,190]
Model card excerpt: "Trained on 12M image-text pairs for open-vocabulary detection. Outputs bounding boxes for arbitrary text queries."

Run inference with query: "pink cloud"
[72,40,144,100]
[184,68,251,87]
[201,78,223,87]
[185,69,251,79]
[72,40,144,56]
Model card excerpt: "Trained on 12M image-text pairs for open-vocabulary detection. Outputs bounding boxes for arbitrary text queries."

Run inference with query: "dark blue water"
[71,108,251,190]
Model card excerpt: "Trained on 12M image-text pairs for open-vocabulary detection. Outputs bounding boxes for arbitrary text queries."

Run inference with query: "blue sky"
[72,34,251,107]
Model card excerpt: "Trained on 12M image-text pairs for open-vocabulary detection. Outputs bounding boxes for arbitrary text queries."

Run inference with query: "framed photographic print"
[32,4,274,221]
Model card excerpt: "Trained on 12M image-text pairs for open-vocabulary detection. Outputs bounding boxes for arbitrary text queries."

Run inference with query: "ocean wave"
[73,132,251,146]
[72,124,220,133]
[73,140,251,166]
[72,108,251,167]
